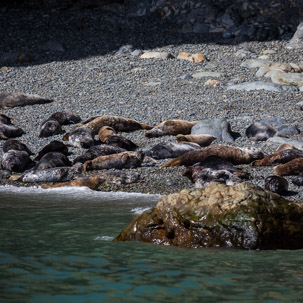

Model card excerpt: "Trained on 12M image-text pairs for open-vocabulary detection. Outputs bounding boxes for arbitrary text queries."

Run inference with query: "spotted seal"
[245,122,277,141]
[264,175,288,195]
[39,118,63,138]
[3,139,33,155]
[49,111,81,125]
[176,134,216,147]
[34,152,71,170]
[63,127,94,149]
[1,150,31,172]
[34,140,69,161]
[273,158,303,176]
[0,123,24,140]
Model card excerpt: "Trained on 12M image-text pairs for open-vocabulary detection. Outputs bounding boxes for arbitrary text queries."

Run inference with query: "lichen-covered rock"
[114,182,303,250]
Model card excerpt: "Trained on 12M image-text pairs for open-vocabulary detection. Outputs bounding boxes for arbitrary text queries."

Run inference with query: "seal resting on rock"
[34,140,69,161]
[83,151,145,171]
[34,152,71,170]
[145,120,198,138]
[1,150,31,172]
[264,175,288,195]
[49,111,81,125]
[76,115,152,135]
[161,146,264,167]
[0,92,53,109]
[39,118,63,138]
[63,127,94,149]
[3,139,33,155]
[176,134,216,147]
[273,158,303,176]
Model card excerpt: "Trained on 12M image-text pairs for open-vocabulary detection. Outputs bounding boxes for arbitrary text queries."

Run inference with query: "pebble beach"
[1,6,303,200]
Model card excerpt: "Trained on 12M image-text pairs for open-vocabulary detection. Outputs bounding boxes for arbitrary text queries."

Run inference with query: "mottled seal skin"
[251,149,303,166]
[63,127,94,149]
[77,115,152,135]
[39,118,63,138]
[145,120,198,138]
[83,151,145,171]
[34,152,71,170]
[3,139,33,155]
[0,93,53,109]
[98,126,116,142]
[264,175,288,195]
[42,175,105,190]
[245,122,277,141]
[1,150,31,172]
[162,146,264,167]
[73,144,126,164]
[0,123,24,140]
[0,113,14,124]
[273,158,303,176]
[176,134,216,147]
[49,111,81,125]
[34,140,69,161]
[146,142,200,159]
[292,174,303,186]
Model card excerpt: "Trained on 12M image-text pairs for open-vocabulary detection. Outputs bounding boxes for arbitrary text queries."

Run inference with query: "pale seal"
[63,127,94,149]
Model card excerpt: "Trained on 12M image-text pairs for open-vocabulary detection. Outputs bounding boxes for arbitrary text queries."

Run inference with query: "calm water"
[1,186,303,303]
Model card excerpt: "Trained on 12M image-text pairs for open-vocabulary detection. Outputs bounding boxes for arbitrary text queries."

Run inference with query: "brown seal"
[273,158,303,176]
[83,151,145,171]
[76,115,152,135]
[145,120,198,138]
[176,134,216,147]
[98,126,116,142]
[161,146,264,167]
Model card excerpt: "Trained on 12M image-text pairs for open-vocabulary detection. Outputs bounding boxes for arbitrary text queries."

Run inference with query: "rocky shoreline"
[1,6,303,200]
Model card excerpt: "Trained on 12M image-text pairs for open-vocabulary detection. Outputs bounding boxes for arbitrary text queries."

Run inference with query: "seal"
[83,151,145,171]
[3,139,33,155]
[273,158,303,176]
[0,113,14,124]
[42,175,105,190]
[49,111,81,125]
[0,92,53,109]
[161,146,264,167]
[73,144,126,164]
[63,127,94,149]
[34,140,69,161]
[34,152,71,170]
[76,115,152,135]
[176,134,216,147]
[39,118,63,138]
[98,126,116,142]
[145,120,198,138]
[145,142,200,160]
[1,150,31,172]
[0,123,24,140]
[251,149,303,166]
[264,175,288,195]
[245,122,277,141]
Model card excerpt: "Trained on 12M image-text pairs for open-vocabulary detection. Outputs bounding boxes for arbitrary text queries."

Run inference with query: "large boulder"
[114,182,303,250]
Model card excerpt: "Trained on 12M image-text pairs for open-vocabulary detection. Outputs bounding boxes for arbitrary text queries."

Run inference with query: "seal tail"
[141,123,153,130]
[161,158,181,167]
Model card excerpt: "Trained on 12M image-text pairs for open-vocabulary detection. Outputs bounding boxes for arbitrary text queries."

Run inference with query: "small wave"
[94,236,114,241]
[131,207,151,215]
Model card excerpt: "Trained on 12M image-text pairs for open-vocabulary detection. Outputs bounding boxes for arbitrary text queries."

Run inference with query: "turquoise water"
[1,186,303,303]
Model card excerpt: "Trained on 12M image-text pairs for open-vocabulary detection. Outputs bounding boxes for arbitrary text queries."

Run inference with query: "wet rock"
[240,59,272,69]
[114,182,303,250]
[227,81,297,92]
[140,51,174,59]
[192,71,222,79]
[177,52,206,63]
[286,22,303,49]
[270,71,303,87]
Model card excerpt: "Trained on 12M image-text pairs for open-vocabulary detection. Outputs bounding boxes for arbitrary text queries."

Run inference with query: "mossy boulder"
[114,182,303,249]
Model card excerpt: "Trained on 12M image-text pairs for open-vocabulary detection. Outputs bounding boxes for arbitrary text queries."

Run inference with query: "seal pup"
[83,151,145,171]
[34,140,69,161]
[245,122,277,141]
[0,92,53,109]
[39,118,63,138]
[49,111,81,125]
[42,175,105,190]
[161,146,264,167]
[0,113,14,124]
[63,127,94,149]
[251,149,303,166]
[3,139,33,155]
[145,120,198,138]
[273,158,303,176]
[76,115,152,135]
[0,123,24,140]
[145,142,201,159]
[176,134,216,147]
[34,152,71,170]
[264,175,288,195]
[73,144,126,164]
[1,150,31,172]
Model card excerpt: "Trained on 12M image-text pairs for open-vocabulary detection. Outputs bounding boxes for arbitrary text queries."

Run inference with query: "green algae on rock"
[114,182,303,250]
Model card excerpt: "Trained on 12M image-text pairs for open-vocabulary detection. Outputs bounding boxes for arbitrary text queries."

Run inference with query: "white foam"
[94,236,114,241]
[131,206,151,215]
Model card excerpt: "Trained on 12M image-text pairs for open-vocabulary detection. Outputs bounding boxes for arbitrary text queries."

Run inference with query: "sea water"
[1,185,303,303]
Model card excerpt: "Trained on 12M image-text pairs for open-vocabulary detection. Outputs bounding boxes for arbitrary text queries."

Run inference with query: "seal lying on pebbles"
[0,113,13,124]
[145,120,198,138]
[273,158,303,176]
[34,152,71,170]
[34,140,69,161]
[98,126,116,141]
[49,111,81,125]
[162,146,264,167]
[176,134,216,147]
[0,92,53,109]
[0,123,24,140]
[77,115,152,135]
[145,142,201,159]
[83,151,145,171]
[3,139,33,155]
[246,122,277,141]
[63,127,94,149]
[264,175,288,195]
[39,118,63,138]
[73,144,126,164]
[1,150,31,172]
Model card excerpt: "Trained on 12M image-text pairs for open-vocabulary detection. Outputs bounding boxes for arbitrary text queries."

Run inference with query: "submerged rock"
[115,182,303,250]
